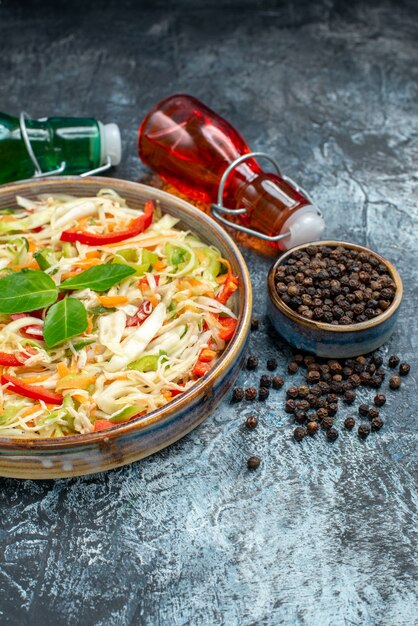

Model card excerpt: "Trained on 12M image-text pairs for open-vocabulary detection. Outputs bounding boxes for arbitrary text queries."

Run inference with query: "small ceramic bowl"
[0,177,252,479]
[267,240,402,358]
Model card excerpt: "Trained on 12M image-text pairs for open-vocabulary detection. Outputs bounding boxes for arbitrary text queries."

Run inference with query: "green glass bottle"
[0,112,121,184]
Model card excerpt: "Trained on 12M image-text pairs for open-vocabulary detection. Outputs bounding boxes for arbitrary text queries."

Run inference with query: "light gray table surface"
[0,1,417,625]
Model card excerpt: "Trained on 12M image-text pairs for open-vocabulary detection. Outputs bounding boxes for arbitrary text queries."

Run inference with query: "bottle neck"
[236,172,310,238]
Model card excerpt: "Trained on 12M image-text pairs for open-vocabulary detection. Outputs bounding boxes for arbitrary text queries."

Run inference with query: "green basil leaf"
[43,297,88,348]
[0,269,58,313]
[59,264,136,292]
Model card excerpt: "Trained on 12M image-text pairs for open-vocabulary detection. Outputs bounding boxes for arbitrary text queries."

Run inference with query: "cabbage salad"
[0,189,238,437]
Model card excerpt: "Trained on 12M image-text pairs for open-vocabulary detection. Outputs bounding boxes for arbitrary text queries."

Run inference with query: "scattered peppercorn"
[245,415,258,429]
[272,375,284,389]
[294,411,308,424]
[259,374,272,388]
[246,355,259,370]
[358,423,371,438]
[306,421,318,436]
[343,390,356,404]
[285,399,296,413]
[358,404,369,416]
[327,403,338,417]
[374,393,386,407]
[297,385,310,397]
[288,361,299,374]
[368,407,379,420]
[245,387,257,401]
[321,416,334,430]
[306,370,321,384]
[371,417,384,431]
[399,362,410,376]
[344,416,356,429]
[286,386,299,399]
[266,358,278,371]
[232,387,245,403]
[250,317,259,331]
[316,407,329,421]
[372,354,383,367]
[327,427,339,441]
[258,387,269,401]
[247,455,261,470]
[389,375,401,390]
[293,426,306,442]
[388,355,400,368]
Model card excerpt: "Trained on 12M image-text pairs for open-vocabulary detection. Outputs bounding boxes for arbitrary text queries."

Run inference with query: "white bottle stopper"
[99,122,122,166]
[281,204,325,249]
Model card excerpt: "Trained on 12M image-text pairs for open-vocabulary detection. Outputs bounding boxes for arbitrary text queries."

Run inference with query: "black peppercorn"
[285,399,296,413]
[358,423,371,438]
[306,421,318,436]
[358,404,369,416]
[245,387,257,401]
[286,386,299,399]
[245,415,258,429]
[388,355,400,368]
[371,417,384,431]
[297,385,310,397]
[260,374,272,388]
[368,407,380,420]
[247,455,261,470]
[250,317,259,331]
[321,416,333,430]
[246,355,259,370]
[232,387,244,402]
[266,358,278,371]
[371,354,383,367]
[343,390,356,404]
[307,370,321,384]
[293,426,306,442]
[316,407,329,421]
[294,411,308,424]
[293,353,304,364]
[310,385,323,397]
[288,361,299,374]
[344,416,356,429]
[296,399,310,412]
[258,387,269,401]
[374,393,386,407]
[327,403,338,417]
[327,427,339,441]
[272,375,284,389]
[389,375,401,390]
[399,363,410,376]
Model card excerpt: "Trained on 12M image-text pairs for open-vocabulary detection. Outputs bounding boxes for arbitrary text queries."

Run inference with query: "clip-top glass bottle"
[0,112,122,184]
[138,94,324,248]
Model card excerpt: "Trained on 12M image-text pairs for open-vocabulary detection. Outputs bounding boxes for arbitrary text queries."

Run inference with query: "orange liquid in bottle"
[138,94,314,244]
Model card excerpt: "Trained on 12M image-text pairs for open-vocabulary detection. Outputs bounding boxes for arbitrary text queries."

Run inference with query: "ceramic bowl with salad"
[0,177,251,479]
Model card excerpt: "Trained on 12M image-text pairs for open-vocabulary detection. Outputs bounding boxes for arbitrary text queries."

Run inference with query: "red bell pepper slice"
[1,374,63,405]
[10,313,44,339]
[93,419,114,432]
[60,200,154,246]
[126,301,152,327]
[192,361,212,377]
[0,352,29,367]
[218,317,237,341]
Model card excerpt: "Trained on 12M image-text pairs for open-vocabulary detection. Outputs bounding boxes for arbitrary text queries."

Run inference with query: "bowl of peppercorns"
[267,241,403,358]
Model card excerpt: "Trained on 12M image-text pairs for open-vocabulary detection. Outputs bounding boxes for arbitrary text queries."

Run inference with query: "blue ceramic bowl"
[267,240,402,358]
[0,177,252,479]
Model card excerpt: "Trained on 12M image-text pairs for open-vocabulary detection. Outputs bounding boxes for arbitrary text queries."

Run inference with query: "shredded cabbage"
[0,190,238,438]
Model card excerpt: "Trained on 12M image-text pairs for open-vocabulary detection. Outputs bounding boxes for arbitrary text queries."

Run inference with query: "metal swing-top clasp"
[19,112,113,179]
[210,151,320,242]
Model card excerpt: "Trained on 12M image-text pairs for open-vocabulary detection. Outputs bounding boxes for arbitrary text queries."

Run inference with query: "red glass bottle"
[138,94,324,248]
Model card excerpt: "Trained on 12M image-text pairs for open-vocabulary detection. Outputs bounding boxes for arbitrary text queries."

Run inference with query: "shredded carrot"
[153,259,166,271]
[161,389,172,401]
[216,274,227,284]
[57,363,71,378]
[19,373,52,384]
[85,315,93,335]
[198,348,217,362]
[27,240,38,253]
[148,295,159,308]
[12,260,39,271]
[21,403,43,417]
[56,375,96,391]
[72,258,103,269]
[98,295,129,307]
[73,393,90,404]
[85,250,101,259]
[61,270,82,280]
